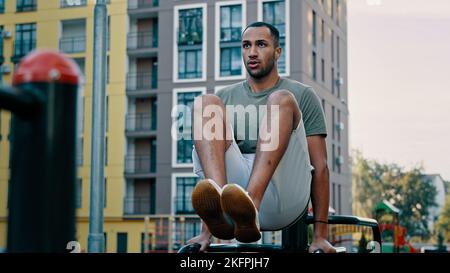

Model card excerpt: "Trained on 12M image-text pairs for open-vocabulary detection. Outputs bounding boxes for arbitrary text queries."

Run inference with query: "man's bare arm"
[307,135,335,252]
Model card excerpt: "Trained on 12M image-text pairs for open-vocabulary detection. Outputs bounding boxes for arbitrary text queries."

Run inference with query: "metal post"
[1,50,80,252]
[88,0,108,253]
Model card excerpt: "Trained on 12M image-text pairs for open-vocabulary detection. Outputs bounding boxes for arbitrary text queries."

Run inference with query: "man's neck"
[247,70,280,93]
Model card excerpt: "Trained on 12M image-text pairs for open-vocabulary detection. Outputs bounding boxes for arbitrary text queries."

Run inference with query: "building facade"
[0,0,349,252]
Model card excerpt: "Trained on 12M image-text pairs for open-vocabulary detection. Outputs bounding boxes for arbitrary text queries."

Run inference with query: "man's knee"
[267,90,297,107]
[194,94,224,109]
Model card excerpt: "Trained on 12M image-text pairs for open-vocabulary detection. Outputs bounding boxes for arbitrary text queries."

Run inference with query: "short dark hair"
[242,22,280,48]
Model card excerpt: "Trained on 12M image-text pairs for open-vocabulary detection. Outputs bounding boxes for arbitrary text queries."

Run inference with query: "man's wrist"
[313,222,328,239]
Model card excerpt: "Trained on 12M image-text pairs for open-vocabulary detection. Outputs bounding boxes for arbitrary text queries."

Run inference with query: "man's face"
[242,27,281,79]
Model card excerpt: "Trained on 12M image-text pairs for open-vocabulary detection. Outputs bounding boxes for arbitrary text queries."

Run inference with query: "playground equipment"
[0,50,81,252]
[178,214,381,253]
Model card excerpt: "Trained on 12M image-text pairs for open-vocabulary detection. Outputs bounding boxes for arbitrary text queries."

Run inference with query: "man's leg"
[247,90,301,210]
[192,94,233,187]
[190,94,235,243]
[220,90,301,242]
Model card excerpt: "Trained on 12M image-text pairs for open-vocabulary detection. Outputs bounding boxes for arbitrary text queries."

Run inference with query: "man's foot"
[191,179,235,240]
[221,184,261,243]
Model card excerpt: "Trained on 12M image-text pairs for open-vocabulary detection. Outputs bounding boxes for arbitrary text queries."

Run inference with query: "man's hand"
[308,237,337,253]
[186,232,212,252]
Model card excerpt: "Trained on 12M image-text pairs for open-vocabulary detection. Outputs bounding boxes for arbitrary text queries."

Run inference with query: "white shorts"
[192,117,314,231]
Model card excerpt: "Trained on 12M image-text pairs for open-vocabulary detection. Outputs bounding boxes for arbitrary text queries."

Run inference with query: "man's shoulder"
[281,78,313,94]
[215,81,245,99]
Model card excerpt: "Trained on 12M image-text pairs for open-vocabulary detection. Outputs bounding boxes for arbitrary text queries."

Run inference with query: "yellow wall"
[0,0,140,252]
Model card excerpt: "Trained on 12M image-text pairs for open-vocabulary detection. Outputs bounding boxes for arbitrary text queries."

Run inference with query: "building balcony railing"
[126,113,157,132]
[12,40,36,63]
[128,0,159,10]
[17,0,37,12]
[126,72,157,91]
[125,155,156,174]
[127,31,158,50]
[60,36,86,54]
[60,0,87,8]
[124,197,154,215]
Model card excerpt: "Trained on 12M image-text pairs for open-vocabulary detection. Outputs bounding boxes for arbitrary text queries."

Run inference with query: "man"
[187,22,335,253]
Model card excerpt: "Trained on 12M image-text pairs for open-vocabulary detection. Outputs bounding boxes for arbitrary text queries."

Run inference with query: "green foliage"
[352,150,437,239]
[436,193,450,242]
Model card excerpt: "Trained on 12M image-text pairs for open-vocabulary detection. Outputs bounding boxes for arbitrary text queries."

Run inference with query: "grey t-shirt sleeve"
[300,87,327,137]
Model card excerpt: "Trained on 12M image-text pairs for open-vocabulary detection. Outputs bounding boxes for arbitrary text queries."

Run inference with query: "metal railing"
[60,0,87,8]
[126,72,157,90]
[127,31,158,49]
[126,113,156,132]
[59,36,86,53]
[128,0,159,10]
[125,155,156,174]
[124,197,154,215]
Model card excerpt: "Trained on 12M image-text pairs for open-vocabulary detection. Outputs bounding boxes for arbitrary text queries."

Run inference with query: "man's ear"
[275,46,282,61]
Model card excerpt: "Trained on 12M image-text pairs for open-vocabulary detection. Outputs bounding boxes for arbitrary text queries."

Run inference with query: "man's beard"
[245,56,276,79]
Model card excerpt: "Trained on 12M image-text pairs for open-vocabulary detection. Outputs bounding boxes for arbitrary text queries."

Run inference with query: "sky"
[347,0,450,181]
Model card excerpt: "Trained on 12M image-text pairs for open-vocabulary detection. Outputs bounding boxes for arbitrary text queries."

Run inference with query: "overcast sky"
[347,0,450,181]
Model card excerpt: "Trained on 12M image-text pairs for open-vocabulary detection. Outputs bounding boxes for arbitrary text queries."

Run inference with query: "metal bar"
[87,0,108,253]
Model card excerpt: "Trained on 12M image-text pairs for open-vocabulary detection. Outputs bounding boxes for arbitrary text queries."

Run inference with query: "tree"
[436,193,450,243]
[352,150,437,239]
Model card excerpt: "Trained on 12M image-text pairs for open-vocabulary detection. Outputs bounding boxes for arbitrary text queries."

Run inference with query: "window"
[77,137,83,166]
[331,67,335,94]
[331,30,334,63]
[321,99,326,114]
[321,19,325,43]
[321,58,325,82]
[117,233,128,253]
[60,0,87,8]
[312,51,317,81]
[332,105,335,140]
[217,3,244,78]
[12,23,36,63]
[338,184,342,213]
[0,1,4,13]
[17,0,36,12]
[76,178,82,208]
[106,95,109,132]
[104,178,107,208]
[105,136,108,166]
[60,19,86,54]
[332,143,335,172]
[261,0,287,75]
[337,109,341,142]
[332,182,336,209]
[175,176,199,214]
[312,11,317,48]
[337,36,340,69]
[337,146,341,174]
[172,88,205,167]
[336,0,340,26]
[175,5,206,81]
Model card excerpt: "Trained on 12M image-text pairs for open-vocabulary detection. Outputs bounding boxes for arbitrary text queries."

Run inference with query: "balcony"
[126,72,157,93]
[125,155,156,177]
[126,113,157,133]
[60,36,86,54]
[127,32,158,57]
[17,0,37,12]
[11,40,36,63]
[124,197,154,215]
[60,0,87,8]
[128,0,159,18]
